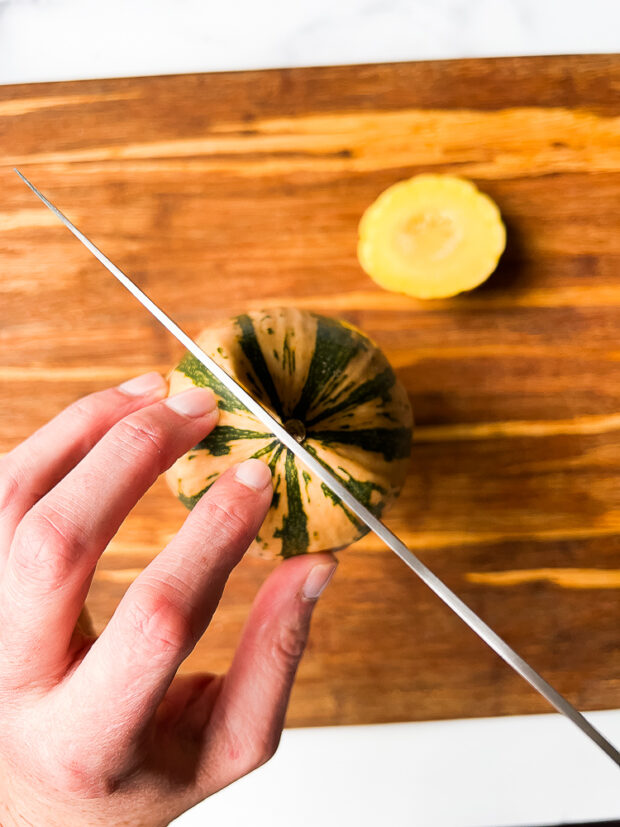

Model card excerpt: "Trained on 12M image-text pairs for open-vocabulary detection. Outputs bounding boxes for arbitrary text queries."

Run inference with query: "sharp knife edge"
[15,168,620,768]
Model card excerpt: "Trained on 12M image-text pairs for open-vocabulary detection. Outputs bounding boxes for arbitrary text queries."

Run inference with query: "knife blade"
[15,168,620,769]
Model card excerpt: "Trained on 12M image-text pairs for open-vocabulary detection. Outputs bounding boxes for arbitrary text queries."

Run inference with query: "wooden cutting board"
[1,55,619,728]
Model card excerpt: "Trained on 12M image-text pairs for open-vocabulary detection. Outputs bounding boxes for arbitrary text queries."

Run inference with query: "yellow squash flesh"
[358,174,506,299]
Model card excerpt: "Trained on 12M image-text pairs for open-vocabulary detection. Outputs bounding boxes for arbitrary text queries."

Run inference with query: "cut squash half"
[358,174,506,299]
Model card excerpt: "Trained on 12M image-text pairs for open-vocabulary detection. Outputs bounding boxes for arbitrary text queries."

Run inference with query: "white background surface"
[2,1,619,824]
[174,713,620,826]
[0,0,619,84]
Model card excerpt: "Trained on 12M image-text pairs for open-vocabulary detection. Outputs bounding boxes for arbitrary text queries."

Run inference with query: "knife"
[15,168,620,769]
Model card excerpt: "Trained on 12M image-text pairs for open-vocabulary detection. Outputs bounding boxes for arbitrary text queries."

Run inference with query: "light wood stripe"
[101,535,178,557]
[95,568,144,584]
[357,523,620,552]
[467,568,620,589]
[0,366,169,382]
[100,546,161,558]
[0,91,140,118]
[387,346,620,366]
[2,107,619,181]
[415,413,620,442]
[0,209,60,232]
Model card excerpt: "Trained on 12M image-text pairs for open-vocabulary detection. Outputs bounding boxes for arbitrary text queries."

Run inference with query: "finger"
[198,551,337,792]
[0,372,167,559]
[66,459,273,753]
[1,387,219,682]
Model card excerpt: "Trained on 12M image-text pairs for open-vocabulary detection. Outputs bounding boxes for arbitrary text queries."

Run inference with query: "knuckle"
[10,510,78,588]
[53,750,98,796]
[124,587,194,659]
[272,620,308,668]
[204,497,254,546]
[113,417,167,463]
[65,394,102,426]
[51,739,113,797]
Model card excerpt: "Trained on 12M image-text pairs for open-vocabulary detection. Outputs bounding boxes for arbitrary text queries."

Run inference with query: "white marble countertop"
[2,1,620,824]
[0,0,619,85]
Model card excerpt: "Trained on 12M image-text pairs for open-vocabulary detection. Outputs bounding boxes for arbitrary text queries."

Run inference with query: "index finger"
[0,372,168,557]
[65,459,274,754]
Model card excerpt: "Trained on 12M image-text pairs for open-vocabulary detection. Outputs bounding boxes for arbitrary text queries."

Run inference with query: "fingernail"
[234,458,272,491]
[118,371,167,397]
[302,561,337,601]
[165,387,217,417]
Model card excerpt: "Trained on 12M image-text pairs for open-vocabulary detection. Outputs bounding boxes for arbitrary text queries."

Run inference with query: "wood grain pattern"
[1,55,619,727]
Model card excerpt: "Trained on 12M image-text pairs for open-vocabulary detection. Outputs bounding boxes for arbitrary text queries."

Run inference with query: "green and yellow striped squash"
[165,308,413,559]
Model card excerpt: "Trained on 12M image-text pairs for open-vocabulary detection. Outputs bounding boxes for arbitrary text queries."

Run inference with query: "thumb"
[197,552,337,793]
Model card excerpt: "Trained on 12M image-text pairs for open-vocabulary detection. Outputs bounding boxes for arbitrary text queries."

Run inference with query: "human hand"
[0,372,337,826]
